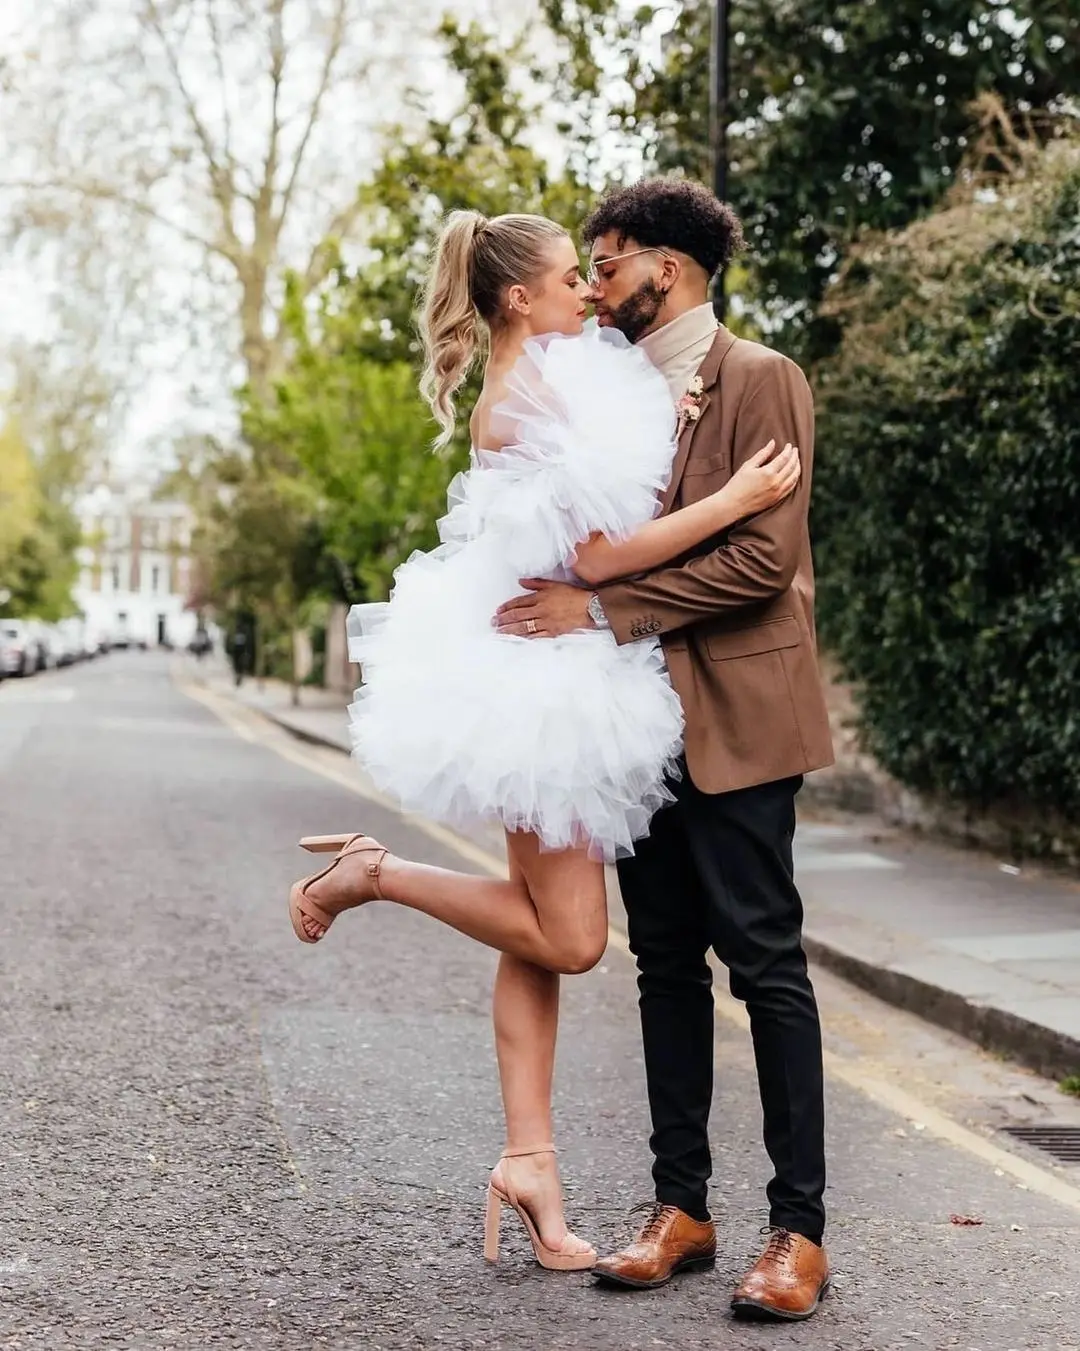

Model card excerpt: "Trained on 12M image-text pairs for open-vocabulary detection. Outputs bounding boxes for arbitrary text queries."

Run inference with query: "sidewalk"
[181,658,1080,1083]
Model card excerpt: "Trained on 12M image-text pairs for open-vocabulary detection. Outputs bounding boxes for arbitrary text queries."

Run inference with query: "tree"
[345,17,598,365]
[0,414,83,620]
[0,0,435,397]
[0,339,117,618]
[0,418,38,584]
[545,0,1079,354]
[243,286,455,604]
[236,16,601,608]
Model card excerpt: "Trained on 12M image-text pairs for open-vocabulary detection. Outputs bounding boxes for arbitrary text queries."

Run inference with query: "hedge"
[812,130,1080,820]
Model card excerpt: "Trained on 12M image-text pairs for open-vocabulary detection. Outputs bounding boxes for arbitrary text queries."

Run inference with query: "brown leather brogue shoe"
[593,1203,716,1289]
[731,1228,830,1321]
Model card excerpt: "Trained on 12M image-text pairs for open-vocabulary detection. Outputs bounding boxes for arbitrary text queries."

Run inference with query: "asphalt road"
[2,652,1079,1351]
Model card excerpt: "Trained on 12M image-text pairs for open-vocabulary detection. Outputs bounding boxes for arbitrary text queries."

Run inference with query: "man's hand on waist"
[493,579,598,638]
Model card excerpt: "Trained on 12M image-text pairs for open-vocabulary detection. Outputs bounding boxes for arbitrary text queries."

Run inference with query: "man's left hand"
[494,579,593,638]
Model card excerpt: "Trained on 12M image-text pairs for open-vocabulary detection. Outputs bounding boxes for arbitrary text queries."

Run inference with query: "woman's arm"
[572,439,800,586]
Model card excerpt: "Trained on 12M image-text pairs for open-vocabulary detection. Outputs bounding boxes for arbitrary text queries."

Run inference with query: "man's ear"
[659,253,682,294]
[507,283,530,315]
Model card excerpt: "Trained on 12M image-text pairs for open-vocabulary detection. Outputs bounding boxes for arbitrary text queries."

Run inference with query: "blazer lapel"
[659,325,738,515]
[660,395,711,514]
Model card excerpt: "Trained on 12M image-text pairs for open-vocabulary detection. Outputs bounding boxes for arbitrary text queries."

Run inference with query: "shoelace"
[760,1226,796,1263]
[630,1200,678,1244]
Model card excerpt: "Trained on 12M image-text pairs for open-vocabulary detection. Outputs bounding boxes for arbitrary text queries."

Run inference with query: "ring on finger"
[526,618,537,634]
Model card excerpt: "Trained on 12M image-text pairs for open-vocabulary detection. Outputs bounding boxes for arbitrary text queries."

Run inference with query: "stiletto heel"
[485,1145,595,1271]
[484,1185,502,1263]
[288,833,388,943]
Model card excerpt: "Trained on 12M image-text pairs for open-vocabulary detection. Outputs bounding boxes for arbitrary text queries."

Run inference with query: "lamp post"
[710,0,730,321]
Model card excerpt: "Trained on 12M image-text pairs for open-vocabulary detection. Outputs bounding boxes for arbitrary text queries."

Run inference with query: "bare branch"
[0,177,233,260]
[300,194,365,293]
[256,0,288,262]
[276,0,351,231]
[139,0,242,257]
[204,0,238,183]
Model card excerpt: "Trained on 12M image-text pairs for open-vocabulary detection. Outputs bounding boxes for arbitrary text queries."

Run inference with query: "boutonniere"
[676,375,705,432]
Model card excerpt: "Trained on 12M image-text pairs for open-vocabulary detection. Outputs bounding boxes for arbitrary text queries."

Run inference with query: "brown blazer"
[598,326,834,794]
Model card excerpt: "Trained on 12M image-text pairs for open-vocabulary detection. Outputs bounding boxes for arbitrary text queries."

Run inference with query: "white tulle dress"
[345,324,685,861]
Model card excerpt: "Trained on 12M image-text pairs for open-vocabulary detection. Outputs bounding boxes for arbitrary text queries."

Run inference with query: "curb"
[261,709,351,756]
[802,934,1080,1083]
[224,685,1080,1086]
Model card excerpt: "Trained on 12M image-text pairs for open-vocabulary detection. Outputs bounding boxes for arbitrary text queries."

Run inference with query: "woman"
[288,211,799,1271]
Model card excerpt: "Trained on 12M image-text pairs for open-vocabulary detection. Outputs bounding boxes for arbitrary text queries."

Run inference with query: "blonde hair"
[418,210,568,448]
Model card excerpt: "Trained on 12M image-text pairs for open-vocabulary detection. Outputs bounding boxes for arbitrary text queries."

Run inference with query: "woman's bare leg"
[490,844,591,1253]
[300,829,608,975]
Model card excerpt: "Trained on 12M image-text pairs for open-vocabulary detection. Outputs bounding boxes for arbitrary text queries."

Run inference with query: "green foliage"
[1061,1075,1080,1099]
[347,18,596,365]
[235,16,600,609]
[0,413,81,620]
[243,281,457,602]
[545,0,1078,354]
[0,418,37,571]
[812,132,1080,816]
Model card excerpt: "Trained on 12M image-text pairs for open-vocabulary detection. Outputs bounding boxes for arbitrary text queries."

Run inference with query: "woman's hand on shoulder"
[723,439,800,517]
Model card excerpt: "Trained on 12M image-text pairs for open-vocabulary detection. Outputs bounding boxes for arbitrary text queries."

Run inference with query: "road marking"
[178,681,258,743]
[179,676,1080,1218]
[0,685,76,704]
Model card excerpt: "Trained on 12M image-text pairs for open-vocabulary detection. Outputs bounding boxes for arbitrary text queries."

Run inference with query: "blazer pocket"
[705,615,801,661]
[682,450,731,476]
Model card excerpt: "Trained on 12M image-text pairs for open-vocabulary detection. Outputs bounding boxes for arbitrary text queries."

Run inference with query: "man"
[495,178,834,1322]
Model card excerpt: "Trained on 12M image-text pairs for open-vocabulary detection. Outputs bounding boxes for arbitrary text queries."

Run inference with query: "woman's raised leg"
[295,828,609,976]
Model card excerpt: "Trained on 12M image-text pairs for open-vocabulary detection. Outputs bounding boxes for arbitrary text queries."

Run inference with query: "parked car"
[25,621,58,671]
[55,617,89,665]
[0,620,38,677]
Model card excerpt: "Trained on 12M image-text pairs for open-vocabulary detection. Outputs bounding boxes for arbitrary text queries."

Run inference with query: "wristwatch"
[587,593,610,629]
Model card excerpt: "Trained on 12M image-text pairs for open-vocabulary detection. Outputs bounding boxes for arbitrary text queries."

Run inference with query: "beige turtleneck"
[637,302,720,402]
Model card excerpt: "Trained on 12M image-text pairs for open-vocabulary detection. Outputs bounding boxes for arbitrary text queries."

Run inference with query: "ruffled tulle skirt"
[347,539,684,861]
[345,323,685,861]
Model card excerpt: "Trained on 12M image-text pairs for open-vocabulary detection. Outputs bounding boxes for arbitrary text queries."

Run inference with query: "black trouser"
[616,768,826,1243]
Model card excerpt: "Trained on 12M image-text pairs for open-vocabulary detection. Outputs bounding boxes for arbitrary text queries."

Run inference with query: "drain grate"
[1000,1125,1080,1164]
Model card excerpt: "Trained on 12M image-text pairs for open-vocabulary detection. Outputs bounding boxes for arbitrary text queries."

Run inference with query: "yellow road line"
[179,675,1080,1217]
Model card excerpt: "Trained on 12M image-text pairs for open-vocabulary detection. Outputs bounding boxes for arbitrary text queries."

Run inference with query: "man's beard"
[602,278,666,344]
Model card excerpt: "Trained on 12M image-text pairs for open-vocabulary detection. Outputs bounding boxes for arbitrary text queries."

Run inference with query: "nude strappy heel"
[484,1145,596,1271]
[288,833,387,944]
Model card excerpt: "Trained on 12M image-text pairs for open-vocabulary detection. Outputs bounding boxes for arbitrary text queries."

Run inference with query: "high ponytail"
[418,210,487,450]
[418,210,568,449]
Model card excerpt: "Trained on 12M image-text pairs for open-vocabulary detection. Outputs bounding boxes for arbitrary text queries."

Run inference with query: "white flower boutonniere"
[676,375,705,432]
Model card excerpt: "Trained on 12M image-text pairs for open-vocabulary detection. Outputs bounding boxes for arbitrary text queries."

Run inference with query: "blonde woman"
[287,211,799,1271]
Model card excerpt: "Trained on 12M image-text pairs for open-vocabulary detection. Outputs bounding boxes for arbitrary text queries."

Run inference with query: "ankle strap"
[501,1144,556,1159]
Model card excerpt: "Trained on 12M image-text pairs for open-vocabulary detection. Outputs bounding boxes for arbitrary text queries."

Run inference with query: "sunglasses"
[586,246,673,288]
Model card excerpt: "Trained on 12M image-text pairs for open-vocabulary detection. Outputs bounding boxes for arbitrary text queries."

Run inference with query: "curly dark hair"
[582,177,744,280]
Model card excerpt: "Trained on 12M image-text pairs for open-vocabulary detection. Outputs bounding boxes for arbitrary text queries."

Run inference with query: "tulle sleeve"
[438,325,677,576]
